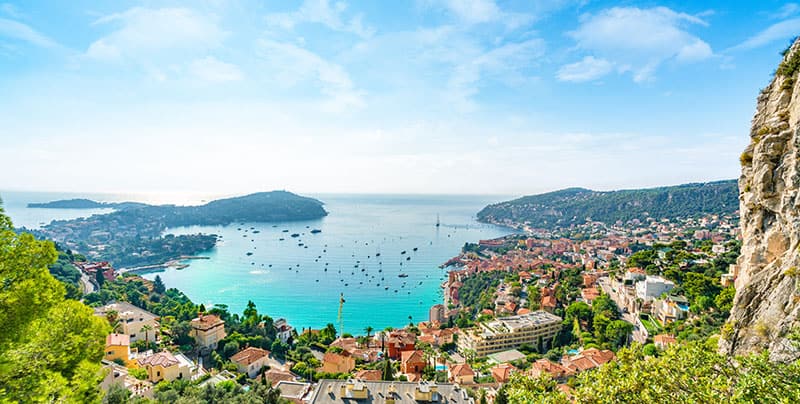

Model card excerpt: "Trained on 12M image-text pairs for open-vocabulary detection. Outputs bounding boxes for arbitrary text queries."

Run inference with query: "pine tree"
[153,275,166,294]
[382,359,393,381]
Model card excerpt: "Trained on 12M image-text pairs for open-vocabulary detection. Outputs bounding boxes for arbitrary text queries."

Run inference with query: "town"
[70,210,739,403]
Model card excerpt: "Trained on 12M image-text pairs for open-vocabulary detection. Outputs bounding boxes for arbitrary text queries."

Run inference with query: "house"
[308,380,474,404]
[653,295,690,324]
[635,276,675,300]
[653,334,677,349]
[541,295,557,313]
[135,351,192,383]
[354,369,383,381]
[490,363,517,383]
[275,381,312,403]
[94,302,159,343]
[401,350,427,375]
[104,333,133,365]
[581,287,600,304]
[562,348,615,373]
[320,351,355,374]
[529,359,573,381]
[262,368,298,387]
[99,360,154,399]
[274,318,294,343]
[189,314,226,351]
[382,330,417,359]
[448,363,475,385]
[457,312,562,357]
[429,304,446,324]
[230,347,271,378]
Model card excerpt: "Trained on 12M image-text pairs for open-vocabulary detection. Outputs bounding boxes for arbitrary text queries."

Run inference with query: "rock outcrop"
[720,38,800,362]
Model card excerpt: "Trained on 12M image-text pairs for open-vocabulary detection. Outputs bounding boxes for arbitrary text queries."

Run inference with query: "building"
[653,295,690,324]
[429,304,446,324]
[562,348,615,373]
[400,350,427,375]
[490,363,517,384]
[94,302,159,343]
[135,351,193,383]
[275,381,312,403]
[457,311,562,357]
[635,276,675,300]
[99,360,154,399]
[354,369,383,381]
[230,347,271,378]
[381,330,417,359]
[653,334,678,349]
[448,363,475,385]
[528,359,573,381]
[308,380,474,404]
[320,351,356,374]
[274,318,294,343]
[189,314,226,351]
[104,333,133,365]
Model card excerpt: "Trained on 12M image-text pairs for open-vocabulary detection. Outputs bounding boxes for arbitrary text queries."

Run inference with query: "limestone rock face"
[720,39,800,362]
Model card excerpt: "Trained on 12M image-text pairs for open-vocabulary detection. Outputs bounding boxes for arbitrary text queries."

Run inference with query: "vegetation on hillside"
[0,204,109,403]
[477,180,738,229]
[502,339,800,403]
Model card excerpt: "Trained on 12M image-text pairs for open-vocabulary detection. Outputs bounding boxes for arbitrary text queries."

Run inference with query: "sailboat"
[436,214,440,227]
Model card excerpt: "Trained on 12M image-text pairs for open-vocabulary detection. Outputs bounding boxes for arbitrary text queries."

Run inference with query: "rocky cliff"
[720,38,800,362]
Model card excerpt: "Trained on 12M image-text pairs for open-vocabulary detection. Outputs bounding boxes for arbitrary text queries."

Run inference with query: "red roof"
[106,333,130,347]
[230,347,270,366]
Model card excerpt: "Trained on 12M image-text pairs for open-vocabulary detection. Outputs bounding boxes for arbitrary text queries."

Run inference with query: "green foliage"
[477,180,738,229]
[506,340,800,403]
[0,209,109,403]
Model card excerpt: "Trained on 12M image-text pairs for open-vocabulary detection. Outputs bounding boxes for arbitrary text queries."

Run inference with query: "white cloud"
[448,38,545,109]
[733,18,800,50]
[189,56,243,82]
[87,7,227,61]
[425,0,532,28]
[0,17,57,48]
[265,0,374,38]
[257,39,364,111]
[567,7,713,82]
[557,56,614,82]
[770,3,800,20]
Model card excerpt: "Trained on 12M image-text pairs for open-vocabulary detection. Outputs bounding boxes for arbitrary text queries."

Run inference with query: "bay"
[0,191,512,333]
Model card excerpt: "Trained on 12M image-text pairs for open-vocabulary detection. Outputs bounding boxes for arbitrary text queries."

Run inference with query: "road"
[80,272,97,294]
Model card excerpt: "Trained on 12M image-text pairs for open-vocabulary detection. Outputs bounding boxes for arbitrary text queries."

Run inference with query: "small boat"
[279,238,285,241]
[282,229,289,232]
[246,252,253,256]
[310,229,322,234]
[291,233,300,237]
[401,251,406,254]
[398,274,409,278]
[413,247,418,251]
[376,253,381,257]
[406,257,410,261]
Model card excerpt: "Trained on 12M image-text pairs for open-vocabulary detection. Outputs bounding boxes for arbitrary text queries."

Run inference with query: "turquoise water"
[0,191,513,333]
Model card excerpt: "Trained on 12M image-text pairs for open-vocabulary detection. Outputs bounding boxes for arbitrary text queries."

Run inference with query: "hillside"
[27,198,148,210]
[477,180,738,229]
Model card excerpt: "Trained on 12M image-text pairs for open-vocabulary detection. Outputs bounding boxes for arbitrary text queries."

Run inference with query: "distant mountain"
[477,180,739,229]
[28,198,148,210]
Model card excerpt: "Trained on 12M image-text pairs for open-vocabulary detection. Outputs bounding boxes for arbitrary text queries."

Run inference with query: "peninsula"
[26,191,327,268]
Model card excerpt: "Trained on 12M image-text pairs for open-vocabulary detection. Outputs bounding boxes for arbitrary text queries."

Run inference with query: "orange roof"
[354,369,383,381]
[480,309,494,316]
[191,314,224,330]
[400,350,426,365]
[106,333,130,347]
[654,334,677,346]
[542,295,557,308]
[230,347,270,366]
[491,363,517,382]
[450,363,474,377]
[517,308,531,315]
[323,351,352,365]
[137,351,179,368]
[530,359,573,379]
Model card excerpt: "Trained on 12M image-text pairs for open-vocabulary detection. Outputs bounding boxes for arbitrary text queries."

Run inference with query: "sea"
[0,191,514,334]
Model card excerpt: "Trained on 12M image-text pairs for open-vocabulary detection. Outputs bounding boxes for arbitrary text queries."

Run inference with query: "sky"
[0,0,798,196]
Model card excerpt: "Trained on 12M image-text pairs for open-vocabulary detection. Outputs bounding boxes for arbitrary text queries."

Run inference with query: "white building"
[94,302,159,343]
[274,318,293,344]
[635,276,675,300]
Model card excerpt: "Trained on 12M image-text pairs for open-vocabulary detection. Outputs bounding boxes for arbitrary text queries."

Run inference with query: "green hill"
[477,180,738,229]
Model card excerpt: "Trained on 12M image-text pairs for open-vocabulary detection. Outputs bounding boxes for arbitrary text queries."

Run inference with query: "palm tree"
[105,310,122,333]
[364,326,373,346]
[140,324,154,348]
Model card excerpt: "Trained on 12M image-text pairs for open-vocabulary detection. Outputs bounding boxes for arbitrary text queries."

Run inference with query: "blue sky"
[0,0,798,196]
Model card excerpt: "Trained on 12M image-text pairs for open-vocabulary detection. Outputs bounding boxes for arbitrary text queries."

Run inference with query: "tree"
[102,383,131,404]
[140,324,154,347]
[364,326,374,342]
[495,386,509,404]
[0,208,109,402]
[153,275,166,294]
[95,268,106,287]
[382,359,394,381]
[715,286,735,314]
[604,320,633,349]
[565,302,593,327]
[223,341,240,359]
